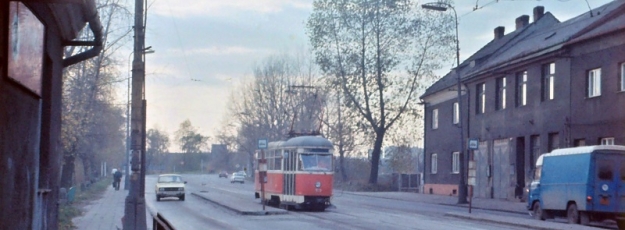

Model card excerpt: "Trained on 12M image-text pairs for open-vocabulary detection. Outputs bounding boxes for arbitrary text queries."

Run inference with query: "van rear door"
[594,154,620,213]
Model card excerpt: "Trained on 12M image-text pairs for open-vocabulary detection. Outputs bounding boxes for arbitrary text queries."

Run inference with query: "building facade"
[0,1,101,229]
[421,1,625,200]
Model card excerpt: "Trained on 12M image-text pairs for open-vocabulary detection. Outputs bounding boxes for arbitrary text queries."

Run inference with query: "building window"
[588,68,601,97]
[431,153,437,174]
[621,63,625,92]
[548,132,559,152]
[516,71,527,107]
[452,102,459,124]
[432,109,438,130]
[8,2,45,96]
[530,135,540,169]
[574,139,586,147]
[452,152,459,174]
[601,137,615,145]
[496,77,506,110]
[476,83,485,114]
[542,63,555,101]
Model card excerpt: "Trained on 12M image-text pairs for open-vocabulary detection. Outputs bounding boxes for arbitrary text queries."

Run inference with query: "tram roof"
[281,136,333,148]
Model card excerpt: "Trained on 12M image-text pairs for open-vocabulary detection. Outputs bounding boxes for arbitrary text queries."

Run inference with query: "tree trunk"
[60,155,75,188]
[339,149,347,182]
[368,130,385,184]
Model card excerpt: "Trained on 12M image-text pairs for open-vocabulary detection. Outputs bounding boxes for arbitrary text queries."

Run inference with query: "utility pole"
[124,0,147,228]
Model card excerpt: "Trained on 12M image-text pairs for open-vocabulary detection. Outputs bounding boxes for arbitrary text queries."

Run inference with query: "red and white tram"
[255,135,334,211]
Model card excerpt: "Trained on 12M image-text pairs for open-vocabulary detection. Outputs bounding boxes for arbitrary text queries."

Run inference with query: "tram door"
[283,150,297,196]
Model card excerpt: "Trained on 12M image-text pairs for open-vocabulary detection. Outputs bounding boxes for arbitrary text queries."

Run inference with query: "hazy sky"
[120,0,613,147]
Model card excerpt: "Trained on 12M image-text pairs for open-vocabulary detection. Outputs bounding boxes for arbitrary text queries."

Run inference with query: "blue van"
[527,145,625,228]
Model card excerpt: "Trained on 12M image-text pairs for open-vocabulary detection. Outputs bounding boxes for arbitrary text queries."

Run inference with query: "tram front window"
[300,154,332,171]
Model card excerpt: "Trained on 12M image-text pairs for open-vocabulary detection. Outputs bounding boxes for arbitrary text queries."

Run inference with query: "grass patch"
[58,178,113,230]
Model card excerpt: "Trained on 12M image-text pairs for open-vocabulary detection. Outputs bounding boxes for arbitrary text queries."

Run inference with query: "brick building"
[0,0,101,228]
[421,1,625,200]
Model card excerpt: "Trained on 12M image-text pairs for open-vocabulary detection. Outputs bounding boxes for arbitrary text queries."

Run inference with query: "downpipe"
[62,0,103,67]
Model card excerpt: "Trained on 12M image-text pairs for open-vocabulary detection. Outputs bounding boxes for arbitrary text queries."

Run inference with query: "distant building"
[420,2,625,200]
[0,1,102,229]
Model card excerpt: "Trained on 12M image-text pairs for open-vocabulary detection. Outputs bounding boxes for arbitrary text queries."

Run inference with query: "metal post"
[261,150,266,211]
[124,0,147,228]
[422,1,467,205]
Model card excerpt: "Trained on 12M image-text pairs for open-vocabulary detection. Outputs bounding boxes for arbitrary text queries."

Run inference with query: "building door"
[516,137,525,200]
[493,139,512,200]
[474,141,489,198]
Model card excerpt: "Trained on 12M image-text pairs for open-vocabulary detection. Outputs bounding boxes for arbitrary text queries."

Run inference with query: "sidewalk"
[342,191,609,229]
[72,184,151,230]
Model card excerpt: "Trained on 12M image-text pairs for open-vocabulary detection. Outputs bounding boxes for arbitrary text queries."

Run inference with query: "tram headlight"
[315,181,321,188]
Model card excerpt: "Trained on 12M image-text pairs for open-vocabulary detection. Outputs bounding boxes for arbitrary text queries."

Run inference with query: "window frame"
[620,63,625,92]
[496,77,506,110]
[541,63,555,101]
[516,71,527,107]
[431,153,437,174]
[588,68,602,98]
[432,108,439,130]
[476,83,486,114]
[452,102,459,124]
[601,137,615,145]
[451,152,459,174]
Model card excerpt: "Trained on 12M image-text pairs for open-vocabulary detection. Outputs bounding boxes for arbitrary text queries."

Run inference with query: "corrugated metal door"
[493,139,512,199]
[475,141,489,198]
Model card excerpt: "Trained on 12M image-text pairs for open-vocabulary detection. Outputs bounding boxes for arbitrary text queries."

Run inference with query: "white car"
[155,174,186,201]
[230,172,246,184]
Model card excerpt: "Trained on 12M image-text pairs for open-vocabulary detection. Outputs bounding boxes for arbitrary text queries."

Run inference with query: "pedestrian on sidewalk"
[113,170,122,191]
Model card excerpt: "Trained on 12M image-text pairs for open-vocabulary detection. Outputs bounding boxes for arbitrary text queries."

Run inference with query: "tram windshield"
[300,154,333,171]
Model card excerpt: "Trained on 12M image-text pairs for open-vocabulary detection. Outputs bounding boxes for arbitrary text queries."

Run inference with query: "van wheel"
[579,211,589,225]
[567,203,580,224]
[532,202,546,220]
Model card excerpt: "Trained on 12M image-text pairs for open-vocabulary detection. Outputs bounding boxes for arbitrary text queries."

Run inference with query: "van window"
[597,160,613,180]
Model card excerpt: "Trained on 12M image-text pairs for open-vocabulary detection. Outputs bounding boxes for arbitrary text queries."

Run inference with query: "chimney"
[515,15,530,30]
[494,26,505,40]
[533,6,545,22]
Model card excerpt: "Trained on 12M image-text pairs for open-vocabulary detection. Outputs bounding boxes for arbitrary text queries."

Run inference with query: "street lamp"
[124,48,154,190]
[422,1,468,205]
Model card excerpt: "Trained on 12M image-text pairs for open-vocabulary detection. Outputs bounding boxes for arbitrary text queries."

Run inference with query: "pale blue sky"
[127,0,614,145]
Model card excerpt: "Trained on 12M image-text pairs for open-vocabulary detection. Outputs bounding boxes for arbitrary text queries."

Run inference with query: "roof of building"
[421,0,625,100]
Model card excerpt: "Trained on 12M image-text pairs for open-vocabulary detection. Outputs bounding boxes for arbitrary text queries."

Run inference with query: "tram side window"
[275,157,282,170]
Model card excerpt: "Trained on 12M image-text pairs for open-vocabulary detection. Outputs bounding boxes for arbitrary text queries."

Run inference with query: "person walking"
[113,170,122,191]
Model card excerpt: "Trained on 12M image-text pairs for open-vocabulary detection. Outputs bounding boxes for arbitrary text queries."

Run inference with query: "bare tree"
[60,0,132,188]
[146,127,170,172]
[307,0,453,184]
[216,52,325,176]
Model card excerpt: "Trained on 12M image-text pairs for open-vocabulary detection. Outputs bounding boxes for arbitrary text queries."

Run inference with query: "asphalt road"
[144,173,534,230]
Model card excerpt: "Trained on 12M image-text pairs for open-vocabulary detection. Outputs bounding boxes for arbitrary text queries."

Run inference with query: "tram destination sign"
[258,139,268,149]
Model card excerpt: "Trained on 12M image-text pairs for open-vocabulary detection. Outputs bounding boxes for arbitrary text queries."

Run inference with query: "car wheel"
[156,196,160,202]
[180,194,185,201]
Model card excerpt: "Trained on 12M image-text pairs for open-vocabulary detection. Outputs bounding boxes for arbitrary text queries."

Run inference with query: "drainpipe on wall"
[62,0,102,67]
[419,99,427,193]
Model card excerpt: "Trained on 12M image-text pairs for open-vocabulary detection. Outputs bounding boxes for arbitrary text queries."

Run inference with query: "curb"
[191,192,288,216]
[445,212,602,230]
[341,191,527,215]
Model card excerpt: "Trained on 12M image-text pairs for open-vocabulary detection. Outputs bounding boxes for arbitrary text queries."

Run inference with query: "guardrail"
[147,201,175,230]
